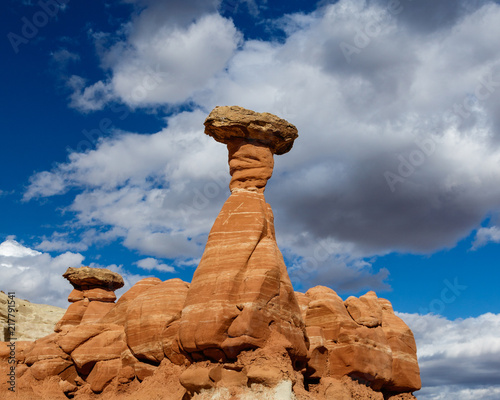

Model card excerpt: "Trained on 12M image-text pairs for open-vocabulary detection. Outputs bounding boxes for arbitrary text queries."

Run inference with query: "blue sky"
[1,0,500,398]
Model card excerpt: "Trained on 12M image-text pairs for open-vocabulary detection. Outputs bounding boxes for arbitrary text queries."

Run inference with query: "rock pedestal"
[55,266,124,332]
[178,106,307,362]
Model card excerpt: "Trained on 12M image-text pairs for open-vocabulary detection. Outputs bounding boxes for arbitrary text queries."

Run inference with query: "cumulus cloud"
[0,239,152,308]
[25,0,500,292]
[0,239,84,308]
[135,257,175,273]
[69,0,241,111]
[400,312,500,399]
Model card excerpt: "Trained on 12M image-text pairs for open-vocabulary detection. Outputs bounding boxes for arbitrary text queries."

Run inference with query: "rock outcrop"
[0,106,421,400]
[178,106,307,365]
[0,291,65,341]
[54,266,123,332]
[301,287,421,392]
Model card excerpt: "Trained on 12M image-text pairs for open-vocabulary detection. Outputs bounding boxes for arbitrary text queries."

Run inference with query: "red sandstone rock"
[345,291,383,328]
[125,278,189,363]
[30,358,73,380]
[56,323,121,354]
[68,289,84,303]
[71,329,127,373]
[178,191,308,361]
[86,358,122,392]
[328,325,393,390]
[24,333,69,366]
[101,277,162,326]
[54,299,89,332]
[179,107,306,363]
[378,298,421,392]
[82,288,117,302]
[80,301,115,325]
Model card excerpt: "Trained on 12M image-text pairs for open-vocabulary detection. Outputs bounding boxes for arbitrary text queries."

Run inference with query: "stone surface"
[0,291,66,341]
[345,291,383,328]
[82,288,117,302]
[378,298,421,392]
[301,287,420,393]
[86,358,122,392]
[54,299,89,332]
[125,278,189,363]
[70,329,126,372]
[178,190,308,361]
[179,365,214,393]
[204,105,298,155]
[63,266,124,290]
[101,277,162,326]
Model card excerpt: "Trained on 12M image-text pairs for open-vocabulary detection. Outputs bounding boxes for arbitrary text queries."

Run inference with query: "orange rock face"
[301,287,421,392]
[178,106,307,362]
[125,278,189,363]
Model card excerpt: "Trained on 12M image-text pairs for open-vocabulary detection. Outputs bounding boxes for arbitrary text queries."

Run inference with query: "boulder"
[86,358,122,392]
[204,105,298,155]
[125,278,189,363]
[71,329,126,373]
[345,291,383,328]
[63,266,124,291]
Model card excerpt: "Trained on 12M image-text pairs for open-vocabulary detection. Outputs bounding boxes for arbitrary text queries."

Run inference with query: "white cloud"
[135,257,175,273]
[70,9,241,111]
[0,239,84,307]
[0,239,154,308]
[471,226,500,249]
[399,312,500,398]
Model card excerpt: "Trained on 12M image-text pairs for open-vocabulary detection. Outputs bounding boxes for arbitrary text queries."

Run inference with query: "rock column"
[55,266,124,332]
[178,106,308,362]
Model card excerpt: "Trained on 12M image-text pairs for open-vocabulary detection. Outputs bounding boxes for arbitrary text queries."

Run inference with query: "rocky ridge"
[0,106,421,399]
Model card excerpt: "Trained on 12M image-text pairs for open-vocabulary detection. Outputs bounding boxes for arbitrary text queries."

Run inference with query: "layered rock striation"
[178,106,307,363]
[0,106,421,400]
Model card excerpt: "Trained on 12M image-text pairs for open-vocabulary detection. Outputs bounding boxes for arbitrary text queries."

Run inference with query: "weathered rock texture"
[0,291,65,341]
[0,106,420,400]
[300,287,421,392]
[54,266,124,332]
[179,106,307,364]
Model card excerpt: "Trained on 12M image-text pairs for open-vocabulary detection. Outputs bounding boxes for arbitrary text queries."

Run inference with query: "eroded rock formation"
[178,106,307,363]
[55,266,124,332]
[0,106,421,400]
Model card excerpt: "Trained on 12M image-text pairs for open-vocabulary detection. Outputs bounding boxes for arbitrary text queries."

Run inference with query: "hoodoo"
[178,106,308,363]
